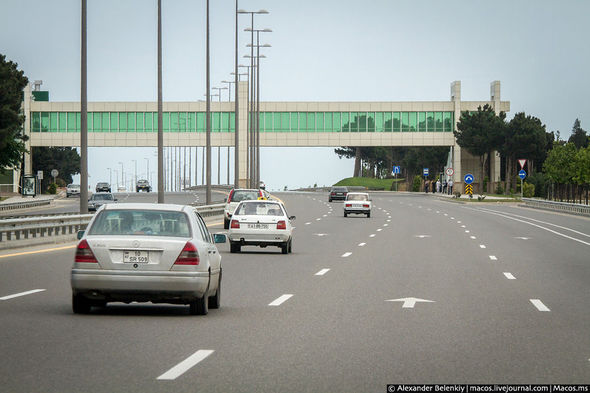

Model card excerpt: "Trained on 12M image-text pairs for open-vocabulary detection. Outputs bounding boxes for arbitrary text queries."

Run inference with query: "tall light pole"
[212,87,227,185]
[107,167,112,186]
[238,9,268,188]
[132,159,137,191]
[144,158,149,184]
[205,0,211,203]
[113,170,118,191]
[157,0,164,203]
[80,0,88,213]
[221,80,235,185]
[118,162,124,190]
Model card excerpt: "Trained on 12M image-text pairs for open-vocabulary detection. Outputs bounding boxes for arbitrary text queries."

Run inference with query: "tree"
[543,143,577,201]
[454,104,506,193]
[502,112,547,193]
[32,147,81,191]
[568,119,588,149]
[0,54,29,172]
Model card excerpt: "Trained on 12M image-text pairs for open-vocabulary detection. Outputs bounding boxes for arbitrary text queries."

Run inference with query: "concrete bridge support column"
[237,81,250,188]
[490,80,502,193]
[451,81,462,193]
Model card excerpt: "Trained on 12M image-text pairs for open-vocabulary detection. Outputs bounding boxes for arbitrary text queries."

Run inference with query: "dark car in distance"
[329,186,348,202]
[136,179,152,192]
[95,182,111,193]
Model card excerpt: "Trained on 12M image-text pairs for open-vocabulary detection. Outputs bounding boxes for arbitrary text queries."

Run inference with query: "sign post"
[464,173,474,198]
[51,169,59,185]
[392,166,401,192]
[518,169,526,199]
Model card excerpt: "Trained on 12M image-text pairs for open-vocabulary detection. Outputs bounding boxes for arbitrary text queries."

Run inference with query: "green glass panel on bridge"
[196,113,205,132]
[418,112,426,132]
[136,112,144,132]
[50,112,58,132]
[375,112,383,132]
[307,113,315,132]
[119,112,127,132]
[409,112,417,132]
[435,112,443,132]
[316,112,324,132]
[342,112,349,132]
[427,112,434,131]
[392,112,400,132]
[333,112,341,132]
[212,112,220,132]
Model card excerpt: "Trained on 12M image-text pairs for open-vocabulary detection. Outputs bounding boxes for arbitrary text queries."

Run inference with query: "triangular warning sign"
[518,159,526,169]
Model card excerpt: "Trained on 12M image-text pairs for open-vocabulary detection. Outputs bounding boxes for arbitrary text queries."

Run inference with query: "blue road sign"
[393,166,401,175]
[519,170,526,179]
[464,173,474,184]
[423,168,429,176]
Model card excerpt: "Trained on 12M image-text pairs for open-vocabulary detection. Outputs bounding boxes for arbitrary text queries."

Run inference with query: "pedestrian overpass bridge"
[23,81,509,188]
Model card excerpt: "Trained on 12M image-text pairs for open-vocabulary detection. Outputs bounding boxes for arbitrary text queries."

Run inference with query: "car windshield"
[235,202,283,216]
[97,183,108,187]
[332,187,347,192]
[138,180,148,184]
[69,184,80,188]
[230,190,260,202]
[347,194,368,201]
[88,209,191,237]
[92,194,114,201]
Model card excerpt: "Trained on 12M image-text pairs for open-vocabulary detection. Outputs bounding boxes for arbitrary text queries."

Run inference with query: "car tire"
[224,218,230,230]
[281,242,288,254]
[344,212,348,217]
[208,273,221,309]
[367,212,371,218]
[72,293,91,314]
[288,238,293,253]
[230,242,241,253]
[189,294,208,315]
[329,199,332,202]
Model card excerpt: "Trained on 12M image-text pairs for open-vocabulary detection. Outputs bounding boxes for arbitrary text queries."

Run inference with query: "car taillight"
[331,192,335,195]
[346,203,352,207]
[277,220,287,230]
[227,189,234,202]
[363,204,370,208]
[75,239,97,263]
[174,242,200,265]
[230,220,240,229]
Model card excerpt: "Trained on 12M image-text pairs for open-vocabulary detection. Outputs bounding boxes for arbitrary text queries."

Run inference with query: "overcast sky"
[2,0,589,190]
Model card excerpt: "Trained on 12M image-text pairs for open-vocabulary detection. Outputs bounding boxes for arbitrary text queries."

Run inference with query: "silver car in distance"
[71,203,225,315]
[343,192,372,218]
[228,200,295,254]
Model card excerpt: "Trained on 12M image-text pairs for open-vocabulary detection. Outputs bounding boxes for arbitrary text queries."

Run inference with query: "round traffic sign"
[446,167,454,177]
[51,169,59,177]
[464,173,474,184]
[518,170,526,179]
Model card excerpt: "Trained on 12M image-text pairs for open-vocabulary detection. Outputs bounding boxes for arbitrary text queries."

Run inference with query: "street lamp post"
[107,167,112,186]
[212,87,228,185]
[132,159,137,191]
[221,80,235,185]
[144,158,149,185]
[118,162,124,190]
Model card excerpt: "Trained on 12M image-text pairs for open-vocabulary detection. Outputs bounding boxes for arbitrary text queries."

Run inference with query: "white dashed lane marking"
[269,294,294,306]
[376,229,382,232]
[358,242,366,247]
[0,289,46,301]
[470,236,476,239]
[530,299,550,312]
[503,272,516,280]
[341,252,352,258]
[479,245,486,249]
[370,234,376,238]
[315,269,330,276]
[489,255,497,260]
[305,222,311,225]
[157,350,215,380]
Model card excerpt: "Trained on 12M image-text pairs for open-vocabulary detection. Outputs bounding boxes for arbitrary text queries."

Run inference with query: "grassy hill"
[334,177,403,190]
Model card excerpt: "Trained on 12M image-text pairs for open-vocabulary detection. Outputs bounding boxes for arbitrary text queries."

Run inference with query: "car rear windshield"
[230,190,260,202]
[332,187,347,192]
[346,194,368,201]
[92,194,114,201]
[88,210,191,237]
[234,202,283,216]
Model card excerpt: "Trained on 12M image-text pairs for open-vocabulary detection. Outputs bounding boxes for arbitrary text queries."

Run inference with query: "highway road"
[1,192,589,392]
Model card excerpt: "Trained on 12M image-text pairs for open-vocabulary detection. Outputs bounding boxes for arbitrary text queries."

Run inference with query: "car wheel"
[230,242,241,253]
[189,294,208,315]
[367,212,371,218]
[224,218,230,229]
[208,274,221,309]
[72,293,91,314]
[288,238,293,253]
[344,212,348,217]
[281,242,288,254]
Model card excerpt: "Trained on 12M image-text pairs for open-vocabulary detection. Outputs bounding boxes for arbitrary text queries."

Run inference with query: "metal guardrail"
[0,203,225,249]
[0,199,52,211]
[521,198,590,217]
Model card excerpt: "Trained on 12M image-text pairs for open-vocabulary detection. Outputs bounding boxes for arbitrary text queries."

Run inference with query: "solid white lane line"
[480,244,486,249]
[503,272,516,280]
[0,289,46,301]
[269,294,294,306]
[370,234,376,237]
[470,236,476,239]
[489,255,497,260]
[157,350,214,380]
[358,242,366,247]
[341,252,352,258]
[530,299,550,312]
[315,269,330,276]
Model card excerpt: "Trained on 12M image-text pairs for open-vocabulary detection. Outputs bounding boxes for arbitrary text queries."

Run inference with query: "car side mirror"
[224,197,227,203]
[77,230,85,240]
[114,198,118,201]
[289,216,296,220]
[213,233,227,244]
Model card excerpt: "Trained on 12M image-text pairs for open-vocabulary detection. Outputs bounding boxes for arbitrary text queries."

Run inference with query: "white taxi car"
[343,192,372,218]
[71,203,225,315]
[228,200,295,254]
[223,188,267,229]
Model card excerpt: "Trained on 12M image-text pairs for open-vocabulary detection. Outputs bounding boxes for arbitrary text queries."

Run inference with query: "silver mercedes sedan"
[71,203,225,315]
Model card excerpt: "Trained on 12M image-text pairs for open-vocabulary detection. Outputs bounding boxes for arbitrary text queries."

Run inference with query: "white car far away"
[71,203,226,315]
[228,200,295,254]
[343,192,372,218]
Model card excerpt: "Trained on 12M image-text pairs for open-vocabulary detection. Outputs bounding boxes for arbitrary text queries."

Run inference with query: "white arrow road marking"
[0,289,46,301]
[386,297,435,308]
[315,269,330,276]
[479,244,486,249]
[530,299,550,312]
[269,294,294,306]
[341,252,352,258]
[157,350,215,380]
[370,234,376,238]
[503,272,516,279]
[489,255,497,260]
[415,235,431,238]
[358,242,366,247]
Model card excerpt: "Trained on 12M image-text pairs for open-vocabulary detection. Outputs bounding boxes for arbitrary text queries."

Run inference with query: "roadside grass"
[334,177,403,190]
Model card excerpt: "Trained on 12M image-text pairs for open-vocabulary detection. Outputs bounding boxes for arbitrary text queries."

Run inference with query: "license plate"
[247,223,269,229]
[123,250,149,263]
[353,204,362,208]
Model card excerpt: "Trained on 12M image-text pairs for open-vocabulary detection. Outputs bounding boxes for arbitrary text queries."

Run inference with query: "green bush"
[527,172,547,198]
[56,178,66,187]
[483,176,489,193]
[495,183,504,195]
[412,175,422,192]
[523,182,535,198]
[47,183,57,194]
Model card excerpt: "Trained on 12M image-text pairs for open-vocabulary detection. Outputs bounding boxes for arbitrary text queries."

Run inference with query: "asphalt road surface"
[1,192,589,392]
